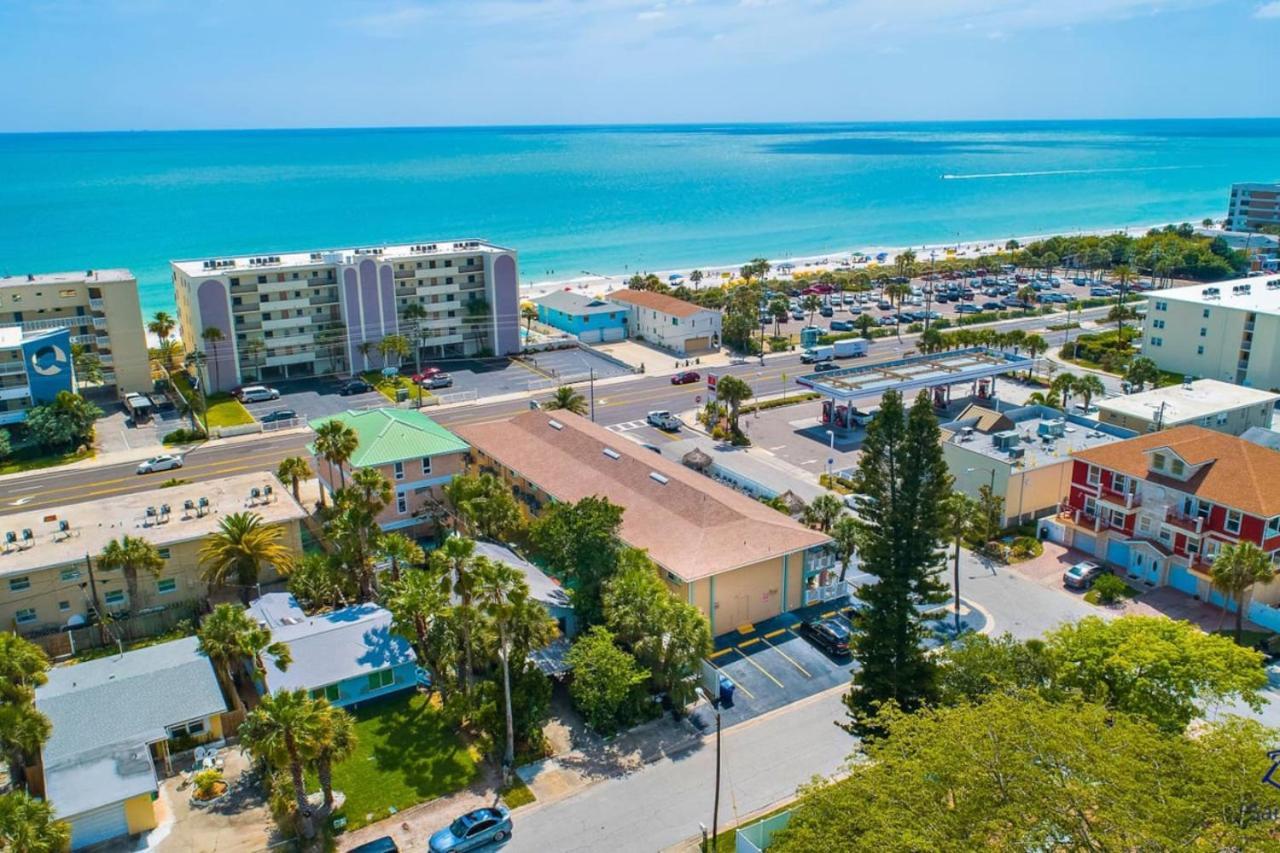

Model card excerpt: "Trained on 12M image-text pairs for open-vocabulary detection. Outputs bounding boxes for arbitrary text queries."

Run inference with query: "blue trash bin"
[718,675,735,706]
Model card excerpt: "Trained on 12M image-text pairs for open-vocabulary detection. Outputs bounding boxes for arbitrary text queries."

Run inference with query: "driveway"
[146,748,282,853]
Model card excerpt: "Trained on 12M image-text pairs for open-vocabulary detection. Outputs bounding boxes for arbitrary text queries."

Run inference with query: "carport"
[795,347,1038,432]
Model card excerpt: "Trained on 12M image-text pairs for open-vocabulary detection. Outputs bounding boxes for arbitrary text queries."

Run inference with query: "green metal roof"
[308,408,469,468]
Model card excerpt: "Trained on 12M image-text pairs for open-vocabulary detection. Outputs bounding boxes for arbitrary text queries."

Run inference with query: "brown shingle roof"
[606,289,707,319]
[1072,425,1280,518]
[455,411,830,581]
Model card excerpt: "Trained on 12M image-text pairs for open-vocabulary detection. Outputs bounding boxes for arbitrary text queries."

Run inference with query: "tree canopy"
[529,495,624,627]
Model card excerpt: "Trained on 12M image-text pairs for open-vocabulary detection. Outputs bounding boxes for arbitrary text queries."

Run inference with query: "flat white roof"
[1154,274,1280,314]
[172,238,513,277]
[0,472,305,578]
[1095,379,1279,425]
[0,269,134,288]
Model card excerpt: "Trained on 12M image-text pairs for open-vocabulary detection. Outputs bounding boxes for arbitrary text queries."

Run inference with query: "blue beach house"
[534,291,628,343]
[246,593,418,708]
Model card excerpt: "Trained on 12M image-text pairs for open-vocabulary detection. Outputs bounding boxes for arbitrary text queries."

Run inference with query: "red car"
[412,367,443,385]
[671,371,701,385]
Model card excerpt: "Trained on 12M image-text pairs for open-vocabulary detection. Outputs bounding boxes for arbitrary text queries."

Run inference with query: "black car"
[339,379,372,396]
[259,408,297,424]
[981,301,1003,311]
[802,618,851,656]
[813,362,840,373]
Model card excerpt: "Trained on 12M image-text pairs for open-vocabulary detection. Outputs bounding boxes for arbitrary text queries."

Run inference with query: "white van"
[238,385,280,403]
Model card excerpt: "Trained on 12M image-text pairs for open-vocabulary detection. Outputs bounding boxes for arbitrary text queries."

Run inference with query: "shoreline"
[516,216,1218,302]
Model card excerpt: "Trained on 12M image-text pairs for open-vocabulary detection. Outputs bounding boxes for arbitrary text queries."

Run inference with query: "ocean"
[2,119,1279,317]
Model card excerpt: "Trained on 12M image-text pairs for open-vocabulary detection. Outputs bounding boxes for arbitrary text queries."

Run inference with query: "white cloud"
[347,4,434,37]
[1255,0,1280,18]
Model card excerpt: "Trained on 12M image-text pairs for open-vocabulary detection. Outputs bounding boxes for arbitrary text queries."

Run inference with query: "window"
[1112,474,1131,494]
[104,590,126,606]
[15,609,36,624]
[1086,465,1100,486]
[1199,328,1207,337]
[58,600,71,612]
[367,669,395,691]
[1154,301,1167,311]
[1152,453,1166,471]
[1217,412,1229,425]
[1197,345,1205,355]
[60,288,76,298]
[1151,337,1163,347]
[1226,509,1243,534]
[8,576,30,592]
[1170,458,1185,476]
[157,578,177,595]
[397,493,407,514]
[393,461,404,480]
[421,456,432,475]
[157,548,171,559]
[1203,308,1211,318]
[168,719,206,739]
[1268,515,1280,536]
[1084,496,1098,517]
[311,684,341,702]
[1186,537,1200,555]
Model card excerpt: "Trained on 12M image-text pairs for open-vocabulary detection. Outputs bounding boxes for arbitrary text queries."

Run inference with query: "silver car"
[137,454,183,475]
[1063,561,1103,590]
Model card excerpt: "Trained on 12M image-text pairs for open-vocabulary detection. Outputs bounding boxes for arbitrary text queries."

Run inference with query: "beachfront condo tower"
[171,240,520,392]
[0,269,151,410]
[1227,182,1280,233]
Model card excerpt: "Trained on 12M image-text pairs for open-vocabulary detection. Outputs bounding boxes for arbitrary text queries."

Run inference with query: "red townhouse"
[1049,425,1280,628]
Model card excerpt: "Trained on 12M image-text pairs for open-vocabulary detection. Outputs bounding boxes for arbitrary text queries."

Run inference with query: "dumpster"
[718,675,735,706]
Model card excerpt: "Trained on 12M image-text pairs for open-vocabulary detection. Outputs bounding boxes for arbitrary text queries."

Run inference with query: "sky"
[1,0,1278,131]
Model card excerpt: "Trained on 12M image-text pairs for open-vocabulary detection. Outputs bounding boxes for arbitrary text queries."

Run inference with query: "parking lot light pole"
[695,687,722,850]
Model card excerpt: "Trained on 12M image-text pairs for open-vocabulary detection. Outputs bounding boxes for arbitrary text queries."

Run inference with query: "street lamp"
[826,429,836,479]
[695,686,722,850]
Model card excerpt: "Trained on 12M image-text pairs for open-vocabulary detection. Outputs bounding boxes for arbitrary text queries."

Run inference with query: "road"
[0,307,1110,518]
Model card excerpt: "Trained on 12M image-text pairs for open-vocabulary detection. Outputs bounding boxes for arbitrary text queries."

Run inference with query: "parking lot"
[523,347,633,384]
[239,379,384,426]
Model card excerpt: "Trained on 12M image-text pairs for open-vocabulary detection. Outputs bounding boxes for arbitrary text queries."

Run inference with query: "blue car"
[429,806,512,852]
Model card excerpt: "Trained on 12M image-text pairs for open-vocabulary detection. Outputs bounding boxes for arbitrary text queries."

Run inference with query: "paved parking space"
[524,347,633,383]
[739,404,865,473]
[241,381,384,425]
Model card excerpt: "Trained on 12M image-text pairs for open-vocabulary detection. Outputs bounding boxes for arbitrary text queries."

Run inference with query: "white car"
[646,410,681,431]
[137,454,183,475]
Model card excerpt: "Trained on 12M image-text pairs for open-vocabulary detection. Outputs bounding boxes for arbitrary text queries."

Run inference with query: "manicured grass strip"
[500,777,536,810]
[0,445,94,475]
[205,393,254,428]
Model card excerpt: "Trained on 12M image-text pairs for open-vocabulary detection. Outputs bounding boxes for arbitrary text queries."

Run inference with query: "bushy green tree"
[0,790,70,853]
[565,627,649,734]
[0,634,51,792]
[443,472,524,541]
[530,496,624,627]
[844,390,952,736]
[25,391,101,449]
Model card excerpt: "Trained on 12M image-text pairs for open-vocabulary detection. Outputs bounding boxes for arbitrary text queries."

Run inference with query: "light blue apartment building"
[534,290,628,343]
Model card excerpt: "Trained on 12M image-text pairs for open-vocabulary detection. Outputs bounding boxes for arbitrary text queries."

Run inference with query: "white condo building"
[1141,275,1280,390]
[1227,182,1280,233]
[172,240,520,392]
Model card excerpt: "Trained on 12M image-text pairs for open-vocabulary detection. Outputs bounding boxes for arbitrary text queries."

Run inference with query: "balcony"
[99,354,114,367]
[0,385,31,402]
[0,362,26,377]
[92,317,108,331]
[1098,486,1140,510]
[262,315,312,332]
[95,336,112,350]
[89,298,105,313]
[1163,508,1205,535]
[22,316,83,332]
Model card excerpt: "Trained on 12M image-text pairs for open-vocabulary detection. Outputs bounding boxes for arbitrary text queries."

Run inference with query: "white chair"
[194,746,208,762]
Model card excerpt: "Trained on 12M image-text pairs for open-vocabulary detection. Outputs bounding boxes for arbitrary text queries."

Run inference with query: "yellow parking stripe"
[821,610,836,618]
[759,634,811,678]
[787,623,802,631]
[706,659,755,700]
[737,637,760,649]
[763,629,786,639]
[735,648,784,688]
[708,648,735,660]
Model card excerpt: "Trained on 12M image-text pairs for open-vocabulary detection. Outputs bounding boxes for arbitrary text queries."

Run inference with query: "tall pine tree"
[844,390,952,736]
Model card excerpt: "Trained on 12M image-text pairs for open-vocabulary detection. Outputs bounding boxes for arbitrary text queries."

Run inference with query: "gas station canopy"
[795,347,1038,401]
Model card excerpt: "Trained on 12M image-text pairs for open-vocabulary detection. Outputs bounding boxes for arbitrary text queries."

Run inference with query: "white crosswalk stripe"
[605,420,647,433]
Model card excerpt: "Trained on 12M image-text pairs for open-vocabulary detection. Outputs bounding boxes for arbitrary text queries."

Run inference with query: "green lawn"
[360,370,423,405]
[499,777,536,810]
[205,393,254,428]
[322,692,480,831]
[0,444,94,475]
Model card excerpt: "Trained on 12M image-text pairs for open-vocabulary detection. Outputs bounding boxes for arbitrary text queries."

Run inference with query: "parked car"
[412,367,443,384]
[259,408,297,424]
[1063,560,1104,590]
[670,371,701,385]
[339,379,373,396]
[426,373,454,389]
[348,838,399,853]
[802,618,851,656]
[819,305,834,318]
[829,320,854,332]
[791,309,805,321]
[981,301,1003,311]
[237,385,280,403]
[956,304,980,314]
[429,806,513,852]
[646,410,681,430]
[136,454,183,475]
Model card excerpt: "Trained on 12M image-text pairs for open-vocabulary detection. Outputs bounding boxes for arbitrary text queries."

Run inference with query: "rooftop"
[1094,379,1279,426]
[307,408,469,468]
[36,636,227,817]
[797,347,1036,401]
[605,289,709,319]
[0,269,134,288]
[1151,274,1280,313]
[534,290,621,315]
[0,472,306,579]
[658,436,831,504]
[471,540,571,610]
[455,411,830,582]
[0,323,69,351]
[172,238,512,277]
[1073,425,1280,518]
[246,593,416,693]
[1242,426,1280,452]
[941,403,1135,470]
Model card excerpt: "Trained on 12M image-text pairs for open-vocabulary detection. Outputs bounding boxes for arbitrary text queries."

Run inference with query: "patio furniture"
[194,745,207,762]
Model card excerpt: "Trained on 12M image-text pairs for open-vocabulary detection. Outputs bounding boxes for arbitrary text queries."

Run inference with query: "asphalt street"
[0,307,1110,518]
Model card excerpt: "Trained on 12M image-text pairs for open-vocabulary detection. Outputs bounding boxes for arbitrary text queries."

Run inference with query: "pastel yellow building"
[456,410,833,636]
[0,472,305,637]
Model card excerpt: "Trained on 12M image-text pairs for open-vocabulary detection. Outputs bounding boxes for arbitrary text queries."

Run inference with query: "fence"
[431,389,479,406]
[736,811,792,853]
[213,422,263,439]
[23,600,202,660]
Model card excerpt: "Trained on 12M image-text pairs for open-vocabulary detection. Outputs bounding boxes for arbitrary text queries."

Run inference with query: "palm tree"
[240,337,265,381]
[1074,374,1105,412]
[401,303,429,373]
[378,531,423,583]
[942,492,979,635]
[312,703,358,812]
[313,419,358,493]
[377,333,411,370]
[239,690,325,839]
[801,294,822,325]
[198,603,276,709]
[1050,372,1078,411]
[474,558,554,779]
[1023,333,1048,378]
[768,296,789,336]
[287,552,353,612]
[802,494,845,534]
[350,466,392,513]
[276,456,312,505]
[543,386,587,415]
[434,536,478,692]
[520,303,538,338]
[147,311,176,348]
[357,341,373,372]
[98,535,164,608]
[201,326,225,392]
[200,512,295,604]
[0,634,50,792]
[384,568,450,677]
[1016,285,1037,314]
[0,789,70,852]
[70,343,103,390]
[1211,541,1274,642]
[1112,264,1136,338]
[690,269,704,290]
[715,374,752,436]
[830,514,859,584]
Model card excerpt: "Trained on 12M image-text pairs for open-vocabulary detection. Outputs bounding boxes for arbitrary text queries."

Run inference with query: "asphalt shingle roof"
[308,407,469,468]
[534,290,618,314]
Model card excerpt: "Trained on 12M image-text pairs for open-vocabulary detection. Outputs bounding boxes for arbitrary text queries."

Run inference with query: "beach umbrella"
[669,273,684,282]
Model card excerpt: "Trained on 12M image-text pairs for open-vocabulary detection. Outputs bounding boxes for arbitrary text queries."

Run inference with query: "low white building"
[1094,379,1277,436]
[605,290,721,354]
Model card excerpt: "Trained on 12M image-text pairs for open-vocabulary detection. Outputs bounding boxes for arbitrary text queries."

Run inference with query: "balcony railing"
[89,298,105,312]
[92,317,108,331]
[22,316,84,332]
[1098,486,1140,510]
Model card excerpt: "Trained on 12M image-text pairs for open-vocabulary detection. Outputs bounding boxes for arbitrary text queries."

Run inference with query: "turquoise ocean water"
[2,119,1279,317]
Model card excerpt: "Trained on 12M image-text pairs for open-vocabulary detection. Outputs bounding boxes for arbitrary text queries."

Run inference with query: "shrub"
[1008,536,1043,560]
[768,335,791,353]
[740,392,821,415]
[1093,573,1129,604]
[163,427,207,444]
[193,768,224,799]
[565,627,650,734]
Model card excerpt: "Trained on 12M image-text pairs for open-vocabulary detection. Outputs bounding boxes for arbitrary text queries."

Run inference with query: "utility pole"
[589,368,596,422]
